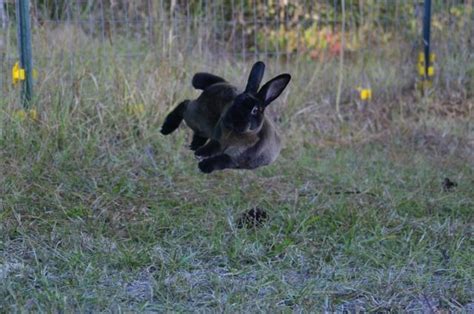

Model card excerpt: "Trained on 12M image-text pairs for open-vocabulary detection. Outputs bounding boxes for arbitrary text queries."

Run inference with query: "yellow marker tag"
[358,88,372,101]
[417,64,435,77]
[12,62,25,85]
[418,64,426,77]
[418,52,425,63]
[427,66,435,77]
[29,108,38,121]
[419,52,436,64]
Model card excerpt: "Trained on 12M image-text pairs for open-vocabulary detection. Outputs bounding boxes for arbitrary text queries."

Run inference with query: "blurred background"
[0,1,473,145]
[1,1,472,114]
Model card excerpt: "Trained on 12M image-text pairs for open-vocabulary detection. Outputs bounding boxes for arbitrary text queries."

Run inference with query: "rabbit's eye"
[251,106,258,116]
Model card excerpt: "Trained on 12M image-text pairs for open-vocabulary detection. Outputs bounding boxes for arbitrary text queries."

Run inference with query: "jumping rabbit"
[161,61,291,173]
[195,62,291,173]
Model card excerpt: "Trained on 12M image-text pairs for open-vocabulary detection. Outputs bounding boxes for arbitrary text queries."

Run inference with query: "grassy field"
[1,27,473,311]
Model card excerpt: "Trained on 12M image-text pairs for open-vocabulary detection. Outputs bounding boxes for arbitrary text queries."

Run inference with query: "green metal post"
[423,0,432,80]
[16,0,33,108]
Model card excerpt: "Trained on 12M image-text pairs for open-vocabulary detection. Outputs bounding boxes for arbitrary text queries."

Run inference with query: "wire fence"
[1,0,473,103]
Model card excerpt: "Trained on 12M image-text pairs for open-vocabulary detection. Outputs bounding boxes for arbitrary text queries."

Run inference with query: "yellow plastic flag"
[12,62,25,86]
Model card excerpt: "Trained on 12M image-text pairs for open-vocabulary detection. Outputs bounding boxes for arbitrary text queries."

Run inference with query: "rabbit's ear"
[257,74,291,107]
[245,61,265,93]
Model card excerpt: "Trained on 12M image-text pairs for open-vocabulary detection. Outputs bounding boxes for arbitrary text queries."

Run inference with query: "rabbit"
[160,72,237,150]
[194,62,291,173]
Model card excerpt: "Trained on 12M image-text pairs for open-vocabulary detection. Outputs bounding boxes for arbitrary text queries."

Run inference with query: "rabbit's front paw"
[190,134,208,151]
[195,140,220,158]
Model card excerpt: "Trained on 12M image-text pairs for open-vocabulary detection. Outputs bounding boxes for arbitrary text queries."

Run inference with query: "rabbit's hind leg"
[160,100,189,135]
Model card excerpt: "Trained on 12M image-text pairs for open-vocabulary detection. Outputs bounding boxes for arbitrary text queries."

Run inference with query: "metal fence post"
[423,0,432,80]
[16,0,33,108]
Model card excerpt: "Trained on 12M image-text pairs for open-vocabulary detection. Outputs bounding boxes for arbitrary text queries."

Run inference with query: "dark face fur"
[221,61,291,135]
[223,93,264,134]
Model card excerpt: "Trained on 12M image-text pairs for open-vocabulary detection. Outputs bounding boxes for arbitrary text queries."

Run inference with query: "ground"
[1,113,472,311]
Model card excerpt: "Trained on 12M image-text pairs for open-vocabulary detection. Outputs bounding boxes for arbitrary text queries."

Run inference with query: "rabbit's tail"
[160,100,189,135]
[192,73,226,90]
